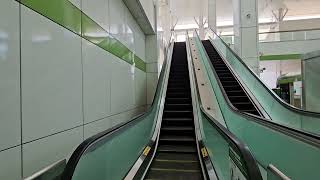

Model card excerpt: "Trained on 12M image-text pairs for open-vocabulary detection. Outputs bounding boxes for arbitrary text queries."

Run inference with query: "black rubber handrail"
[62,42,170,180]
[193,30,320,147]
[207,27,320,118]
[187,35,263,180]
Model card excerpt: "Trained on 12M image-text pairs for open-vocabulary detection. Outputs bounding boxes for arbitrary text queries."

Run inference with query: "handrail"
[268,164,291,180]
[207,27,320,117]
[25,159,66,180]
[193,30,320,147]
[187,32,263,180]
[62,32,175,180]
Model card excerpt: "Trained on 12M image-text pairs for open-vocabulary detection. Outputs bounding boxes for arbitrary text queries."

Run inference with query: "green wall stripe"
[260,54,301,61]
[134,55,146,72]
[19,0,146,71]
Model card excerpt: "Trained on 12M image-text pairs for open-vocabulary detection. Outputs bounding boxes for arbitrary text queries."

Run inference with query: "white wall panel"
[22,127,82,178]
[110,57,135,114]
[134,23,146,60]
[84,106,145,139]
[0,1,148,179]
[109,0,126,43]
[82,39,111,123]
[21,6,82,142]
[0,0,20,150]
[0,147,21,180]
[125,8,136,53]
[82,0,109,31]
[135,69,147,106]
[147,73,158,104]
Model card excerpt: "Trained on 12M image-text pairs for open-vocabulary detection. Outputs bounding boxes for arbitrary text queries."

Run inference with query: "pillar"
[232,0,259,74]
[208,0,216,31]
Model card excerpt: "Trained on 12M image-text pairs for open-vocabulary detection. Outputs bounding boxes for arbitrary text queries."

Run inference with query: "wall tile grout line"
[83,105,147,126]
[80,0,85,142]
[0,144,21,153]
[18,1,23,178]
[18,105,147,147]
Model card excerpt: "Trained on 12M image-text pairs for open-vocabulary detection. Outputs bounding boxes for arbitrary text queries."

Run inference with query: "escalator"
[203,28,320,135]
[202,40,260,116]
[191,31,320,179]
[145,42,202,179]
[61,39,262,180]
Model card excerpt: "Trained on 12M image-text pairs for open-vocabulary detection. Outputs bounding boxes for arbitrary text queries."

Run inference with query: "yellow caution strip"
[201,147,208,158]
[143,146,151,156]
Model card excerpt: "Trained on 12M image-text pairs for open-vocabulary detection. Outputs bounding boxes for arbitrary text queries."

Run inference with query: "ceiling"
[166,0,320,27]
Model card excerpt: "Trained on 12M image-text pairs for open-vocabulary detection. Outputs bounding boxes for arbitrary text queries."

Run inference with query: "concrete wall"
[279,18,320,31]
[139,0,156,31]
[0,0,149,179]
[260,38,320,55]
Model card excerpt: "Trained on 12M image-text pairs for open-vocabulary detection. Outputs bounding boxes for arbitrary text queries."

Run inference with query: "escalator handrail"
[187,33,263,180]
[193,30,320,147]
[206,27,320,118]
[62,33,174,180]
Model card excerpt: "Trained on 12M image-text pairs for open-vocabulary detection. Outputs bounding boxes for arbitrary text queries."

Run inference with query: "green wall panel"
[81,13,110,50]
[134,55,146,72]
[19,0,146,72]
[260,54,301,61]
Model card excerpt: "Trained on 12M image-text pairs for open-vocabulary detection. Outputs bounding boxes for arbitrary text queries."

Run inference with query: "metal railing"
[219,28,320,44]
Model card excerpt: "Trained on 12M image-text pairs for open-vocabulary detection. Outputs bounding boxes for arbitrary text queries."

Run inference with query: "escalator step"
[161,126,194,131]
[166,92,191,98]
[165,98,191,104]
[156,152,198,161]
[162,118,193,126]
[151,158,200,171]
[160,135,195,142]
[163,110,193,118]
[146,168,202,180]
[157,145,197,153]
[167,87,189,92]
[164,104,192,110]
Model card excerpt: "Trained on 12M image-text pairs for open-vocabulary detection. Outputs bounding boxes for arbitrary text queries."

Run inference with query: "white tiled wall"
[82,39,111,123]
[0,0,20,152]
[0,0,148,178]
[21,6,83,142]
[0,146,21,180]
[82,0,109,31]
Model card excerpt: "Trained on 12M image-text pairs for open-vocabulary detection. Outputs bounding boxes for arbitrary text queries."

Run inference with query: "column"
[146,35,159,105]
[233,0,259,74]
[208,0,216,31]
